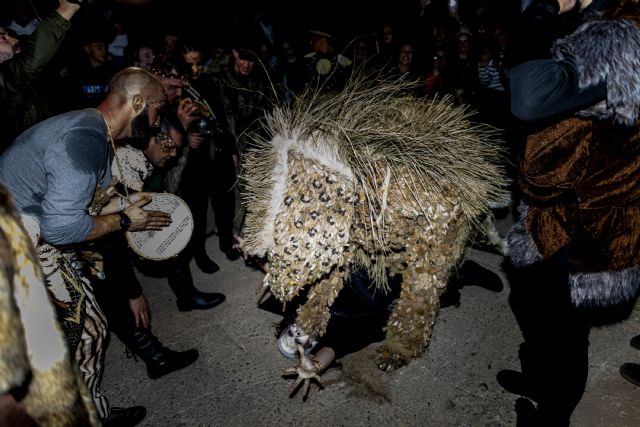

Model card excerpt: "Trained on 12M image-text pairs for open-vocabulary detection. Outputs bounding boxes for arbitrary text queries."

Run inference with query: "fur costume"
[508,1,640,306]
[0,185,99,426]
[242,78,509,370]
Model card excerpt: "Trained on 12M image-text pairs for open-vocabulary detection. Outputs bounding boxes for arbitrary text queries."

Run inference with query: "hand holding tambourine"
[125,193,172,232]
[126,193,194,261]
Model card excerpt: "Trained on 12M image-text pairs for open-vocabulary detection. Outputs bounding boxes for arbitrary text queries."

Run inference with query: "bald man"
[0,67,171,426]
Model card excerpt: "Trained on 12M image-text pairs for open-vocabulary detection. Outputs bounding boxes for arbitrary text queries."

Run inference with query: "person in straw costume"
[241,74,510,375]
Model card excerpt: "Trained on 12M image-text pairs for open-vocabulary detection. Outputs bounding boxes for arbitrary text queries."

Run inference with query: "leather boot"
[125,327,199,379]
[168,263,225,311]
[103,406,147,427]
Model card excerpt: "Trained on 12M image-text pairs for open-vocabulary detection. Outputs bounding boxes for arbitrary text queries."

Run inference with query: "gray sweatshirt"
[0,109,112,245]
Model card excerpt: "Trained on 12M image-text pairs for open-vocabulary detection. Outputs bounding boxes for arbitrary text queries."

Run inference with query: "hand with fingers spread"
[124,194,172,232]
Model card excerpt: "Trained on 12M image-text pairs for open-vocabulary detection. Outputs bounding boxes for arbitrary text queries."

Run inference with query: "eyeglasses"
[156,132,179,152]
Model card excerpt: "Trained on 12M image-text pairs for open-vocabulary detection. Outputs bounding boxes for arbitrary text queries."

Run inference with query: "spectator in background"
[424,44,450,98]
[0,0,82,152]
[128,43,156,70]
[204,42,230,78]
[217,27,272,153]
[107,13,129,69]
[6,1,40,38]
[374,22,397,69]
[303,29,353,92]
[140,63,229,312]
[71,23,118,108]
[387,42,423,87]
[449,30,479,105]
[278,37,306,101]
[156,29,181,69]
[178,42,243,268]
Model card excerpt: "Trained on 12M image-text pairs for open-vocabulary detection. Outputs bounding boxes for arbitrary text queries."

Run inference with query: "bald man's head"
[108,67,167,105]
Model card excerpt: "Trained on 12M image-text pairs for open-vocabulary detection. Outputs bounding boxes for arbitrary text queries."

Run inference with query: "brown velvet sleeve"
[519,117,593,204]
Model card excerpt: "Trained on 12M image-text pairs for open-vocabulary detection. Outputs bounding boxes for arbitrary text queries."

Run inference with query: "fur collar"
[552,13,640,125]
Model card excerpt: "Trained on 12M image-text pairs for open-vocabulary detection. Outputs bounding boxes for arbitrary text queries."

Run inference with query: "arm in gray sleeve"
[40,136,104,245]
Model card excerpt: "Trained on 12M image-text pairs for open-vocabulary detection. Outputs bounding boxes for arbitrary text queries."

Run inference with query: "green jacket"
[0,12,71,151]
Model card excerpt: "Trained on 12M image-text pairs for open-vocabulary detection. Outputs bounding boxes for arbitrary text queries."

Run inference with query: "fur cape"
[0,186,99,425]
[509,5,640,307]
[552,1,640,125]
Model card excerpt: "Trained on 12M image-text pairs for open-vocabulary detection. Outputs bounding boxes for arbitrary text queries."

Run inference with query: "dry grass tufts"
[241,75,510,255]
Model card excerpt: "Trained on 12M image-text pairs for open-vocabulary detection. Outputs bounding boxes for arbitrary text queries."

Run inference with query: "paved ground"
[102,213,640,426]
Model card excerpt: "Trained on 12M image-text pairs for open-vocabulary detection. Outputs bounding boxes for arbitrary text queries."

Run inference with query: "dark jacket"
[0,12,72,152]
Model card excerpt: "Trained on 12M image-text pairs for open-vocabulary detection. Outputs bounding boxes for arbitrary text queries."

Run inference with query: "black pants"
[93,233,141,336]
[180,140,237,256]
[506,247,632,425]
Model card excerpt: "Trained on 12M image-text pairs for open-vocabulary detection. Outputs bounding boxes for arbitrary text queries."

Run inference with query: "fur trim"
[552,16,640,125]
[506,203,542,267]
[569,267,640,306]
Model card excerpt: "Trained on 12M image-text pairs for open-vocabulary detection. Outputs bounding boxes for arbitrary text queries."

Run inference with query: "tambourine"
[125,193,193,261]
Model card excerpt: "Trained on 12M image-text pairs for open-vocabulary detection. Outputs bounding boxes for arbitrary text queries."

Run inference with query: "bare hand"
[187,131,206,149]
[557,0,577,13]
[177,98,200,130]
[57,1,82,21]
[124,196,172,232]
[129,294,151,328]
[128,192,156,205]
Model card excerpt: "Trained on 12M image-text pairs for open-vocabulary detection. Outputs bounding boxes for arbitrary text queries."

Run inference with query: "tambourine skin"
[126,193,193,261]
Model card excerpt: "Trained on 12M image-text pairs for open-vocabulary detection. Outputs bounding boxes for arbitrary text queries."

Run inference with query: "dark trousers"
[180,140,237,256]
[93,233,141,336]
[505,247,633,425]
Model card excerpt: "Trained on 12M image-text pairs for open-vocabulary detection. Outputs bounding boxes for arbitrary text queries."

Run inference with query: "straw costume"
[0,185,99,426]
[242,77,509,371]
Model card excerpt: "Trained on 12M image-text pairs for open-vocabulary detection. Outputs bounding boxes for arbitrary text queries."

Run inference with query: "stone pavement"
[102,215,640,426]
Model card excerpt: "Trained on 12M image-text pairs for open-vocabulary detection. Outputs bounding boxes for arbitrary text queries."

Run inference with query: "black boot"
[168,263,225,311]
[620,363,640,386]
[451,259,503,292]
[125,327,199,379]
[496,369,540,402]
[194,253,220,274]
[103,406,147,427]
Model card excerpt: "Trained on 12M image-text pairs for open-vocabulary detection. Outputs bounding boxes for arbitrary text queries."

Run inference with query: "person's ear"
[132,95,144,114]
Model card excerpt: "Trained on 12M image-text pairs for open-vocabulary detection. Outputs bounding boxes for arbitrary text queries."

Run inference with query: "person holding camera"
[177,42,242,274]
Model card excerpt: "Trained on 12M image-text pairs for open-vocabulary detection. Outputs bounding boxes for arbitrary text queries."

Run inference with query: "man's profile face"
[0,28,19,63]
[124,89,167,145]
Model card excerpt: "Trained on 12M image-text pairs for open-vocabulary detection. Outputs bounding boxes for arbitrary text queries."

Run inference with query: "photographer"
[177,42,242,275]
